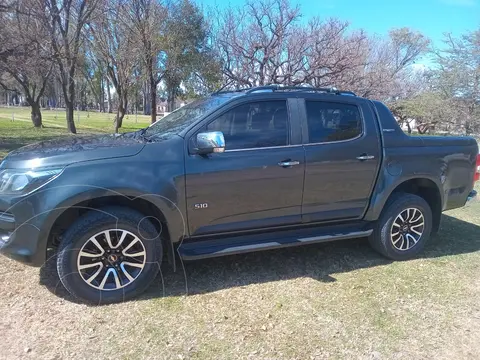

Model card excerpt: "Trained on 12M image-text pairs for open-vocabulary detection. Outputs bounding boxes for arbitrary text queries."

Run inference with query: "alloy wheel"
[390,207,425,251]
[76,229,146,290]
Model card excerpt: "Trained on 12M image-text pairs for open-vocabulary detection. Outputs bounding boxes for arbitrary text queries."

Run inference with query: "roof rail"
[213,85,356,96]
[212,87,250,95]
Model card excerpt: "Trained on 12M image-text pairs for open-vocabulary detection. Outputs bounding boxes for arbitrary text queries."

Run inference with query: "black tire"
[369,193,432,260]
[57,206,162,304]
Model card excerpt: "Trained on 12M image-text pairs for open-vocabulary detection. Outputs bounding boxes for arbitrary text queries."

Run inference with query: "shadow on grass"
[39,214,480,304]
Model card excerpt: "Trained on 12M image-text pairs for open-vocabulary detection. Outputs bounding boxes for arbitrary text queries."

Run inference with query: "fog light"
[0,233,11,247]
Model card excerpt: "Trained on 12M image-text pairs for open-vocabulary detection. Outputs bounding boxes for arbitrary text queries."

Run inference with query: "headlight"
[0,168,62,195]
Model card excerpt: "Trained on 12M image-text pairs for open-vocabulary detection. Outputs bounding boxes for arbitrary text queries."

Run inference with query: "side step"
[178,222,373,260]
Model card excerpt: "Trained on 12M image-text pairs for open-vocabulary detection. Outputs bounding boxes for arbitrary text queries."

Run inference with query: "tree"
[128,0,167,123]
[215,0,428,100]
[90,0,139,132]
[390,92,459,134]
[432,30,480,135]
[163,0,219,111]
[0,0,53,127]
[302,18,368,89]
[38,0,99,133]
[82,50,107,112]
[215,0,302,87]
[349,28,430,99]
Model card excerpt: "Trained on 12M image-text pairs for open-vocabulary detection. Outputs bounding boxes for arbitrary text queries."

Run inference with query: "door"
[185,99,305,236]
[300,98,381,223]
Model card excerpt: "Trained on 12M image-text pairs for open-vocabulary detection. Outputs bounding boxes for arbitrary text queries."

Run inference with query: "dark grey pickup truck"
[0,85,478,304]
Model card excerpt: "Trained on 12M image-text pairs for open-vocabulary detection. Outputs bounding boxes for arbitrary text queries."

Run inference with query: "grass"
[0,106,151,160]
[0,106,479,359]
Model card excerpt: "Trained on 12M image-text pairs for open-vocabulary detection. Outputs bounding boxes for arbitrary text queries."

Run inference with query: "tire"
[369,192,432,260]
[57,206,162,304]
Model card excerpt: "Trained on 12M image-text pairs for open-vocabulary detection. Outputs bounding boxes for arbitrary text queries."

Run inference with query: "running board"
[178,222,373,260]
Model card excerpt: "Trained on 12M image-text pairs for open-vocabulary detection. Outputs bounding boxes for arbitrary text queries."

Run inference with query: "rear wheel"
[369,193,432,260]
[57,207,162,304]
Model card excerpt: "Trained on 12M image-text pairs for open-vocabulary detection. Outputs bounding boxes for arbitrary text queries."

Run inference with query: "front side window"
[205,100,289,150]
[305,101,362,143]
[144,95,235,139]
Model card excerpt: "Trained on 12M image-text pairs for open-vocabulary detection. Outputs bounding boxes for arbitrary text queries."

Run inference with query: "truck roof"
[212,85,357,98]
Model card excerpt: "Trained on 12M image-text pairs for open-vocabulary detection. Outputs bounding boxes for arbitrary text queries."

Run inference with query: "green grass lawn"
[0,106,151,160]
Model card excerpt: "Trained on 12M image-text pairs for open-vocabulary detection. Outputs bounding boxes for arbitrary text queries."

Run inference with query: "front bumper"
[467,190,477,202]
[0,202,47,267]
[0,224,44,266]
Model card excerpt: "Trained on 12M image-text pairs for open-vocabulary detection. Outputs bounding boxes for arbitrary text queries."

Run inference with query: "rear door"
[184,97,305,236]
[300,96,381,223]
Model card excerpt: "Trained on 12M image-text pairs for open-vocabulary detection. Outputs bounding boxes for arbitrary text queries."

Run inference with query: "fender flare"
[40,186,187,271]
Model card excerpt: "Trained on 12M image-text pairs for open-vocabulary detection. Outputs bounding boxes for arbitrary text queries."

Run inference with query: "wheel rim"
[76,229,146,291]
[390,208,425,251]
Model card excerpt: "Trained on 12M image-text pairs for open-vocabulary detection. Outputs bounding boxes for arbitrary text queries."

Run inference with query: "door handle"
[356,154,375,161]
[278,160,300,167]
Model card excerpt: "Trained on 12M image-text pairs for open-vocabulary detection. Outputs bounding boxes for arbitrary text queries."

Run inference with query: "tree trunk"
[99,77,105,112]
[30,101,43,128]
[406,121,412,134]
[143,80,149,115]
[62,69,77,134]
[66,102,76,133]
[417,123,429,134]
[106,77,112,113]
[115,91,128,133]
[167,87,175,112]
[150,75,157,124]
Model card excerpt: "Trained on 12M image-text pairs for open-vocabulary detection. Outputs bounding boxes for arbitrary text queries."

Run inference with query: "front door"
[300,98,381,223]
[185,99,305,236]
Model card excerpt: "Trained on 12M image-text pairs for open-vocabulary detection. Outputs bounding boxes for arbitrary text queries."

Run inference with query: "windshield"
[144,96,235,138]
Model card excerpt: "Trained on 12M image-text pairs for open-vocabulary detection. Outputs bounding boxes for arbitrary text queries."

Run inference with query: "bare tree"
[215,0,302,87]
[353,28,430,99]
[90,0,139,132]
[0,0,53,127]
[302,19,368,88]
[127,0,167,123]
[216,0,429,100]
[36,0,99,133]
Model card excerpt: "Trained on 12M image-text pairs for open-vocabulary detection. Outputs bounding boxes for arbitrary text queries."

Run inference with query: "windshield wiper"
[138,127,153,142]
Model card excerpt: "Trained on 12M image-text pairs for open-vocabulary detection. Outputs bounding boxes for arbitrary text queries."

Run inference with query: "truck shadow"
[39,213,480,304]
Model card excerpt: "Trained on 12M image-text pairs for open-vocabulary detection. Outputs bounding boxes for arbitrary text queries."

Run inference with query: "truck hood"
[0,133,146,169]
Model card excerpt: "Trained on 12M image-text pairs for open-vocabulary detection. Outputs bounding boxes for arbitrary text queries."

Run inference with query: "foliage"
[432,30,480,134]
[162,0,220,111]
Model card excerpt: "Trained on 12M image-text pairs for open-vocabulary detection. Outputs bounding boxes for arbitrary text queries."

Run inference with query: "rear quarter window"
[305,101,363,143]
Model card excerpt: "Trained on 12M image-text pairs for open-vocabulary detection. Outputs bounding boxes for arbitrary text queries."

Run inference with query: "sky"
[199,0,479,62]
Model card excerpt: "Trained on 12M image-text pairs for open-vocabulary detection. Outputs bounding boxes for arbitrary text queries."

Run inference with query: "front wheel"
[369,193,432,260]
[56,206,162,304]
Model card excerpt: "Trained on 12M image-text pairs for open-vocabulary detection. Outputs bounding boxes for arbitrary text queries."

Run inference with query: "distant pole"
[77,110,80,123]
[11,112,14,122]
[135,105,138,123]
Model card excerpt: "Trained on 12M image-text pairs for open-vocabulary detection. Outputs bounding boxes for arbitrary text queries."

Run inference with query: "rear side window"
[305,101,362,143]
[206,100,289,150]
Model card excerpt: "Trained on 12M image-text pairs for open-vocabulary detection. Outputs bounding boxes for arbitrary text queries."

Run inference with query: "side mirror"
[196,131,225,155]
